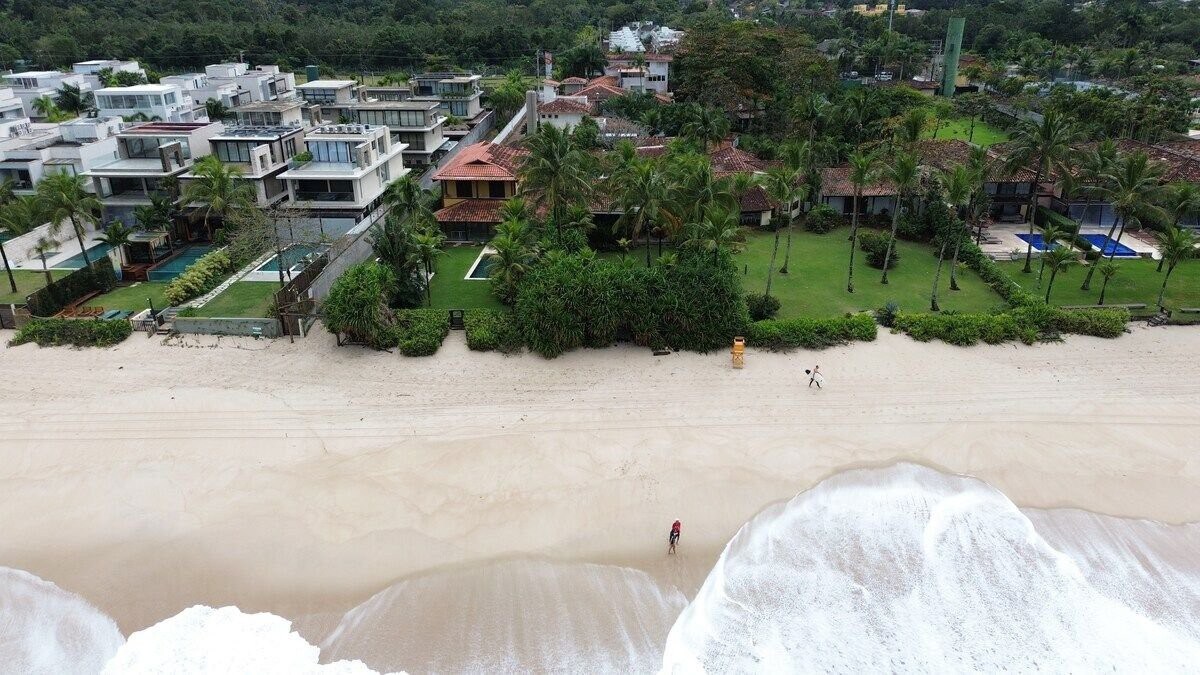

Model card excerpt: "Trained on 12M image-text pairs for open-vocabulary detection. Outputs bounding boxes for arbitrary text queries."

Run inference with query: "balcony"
[294,191,355,202]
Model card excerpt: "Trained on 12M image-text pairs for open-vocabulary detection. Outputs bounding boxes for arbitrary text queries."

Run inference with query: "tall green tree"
[880,151,919,284]
[55,83,92,115]
[1154,226,1196,311]
[615,159,678,267]
[685,205,744,265]
[933,166,973,311]
[37,172,101,268]
[1096,261,1120,306]
[181,155,256,240]
[1042,246,1078,303]
[681,106,730,152]
[96,220,134,266]
[1035,221,1070,291]
[845,150,880,294]
[1003,110,1081,273]
[1081,151,1166,290]
[1159,182,1200,271]
[520,124,591,244]
[0,196,46,293]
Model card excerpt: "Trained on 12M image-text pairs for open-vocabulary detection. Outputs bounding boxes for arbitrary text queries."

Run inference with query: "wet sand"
[0,325,1198,636]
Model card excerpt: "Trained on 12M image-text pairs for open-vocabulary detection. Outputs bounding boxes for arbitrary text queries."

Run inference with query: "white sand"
[0,325,1198,636]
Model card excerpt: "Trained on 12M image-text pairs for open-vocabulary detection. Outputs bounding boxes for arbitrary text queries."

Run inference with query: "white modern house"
[204,63,296,103]
[230,99,308,127]
[0,117,120,195]
[72,59,147,89]
[411,73,484,121]
[83,121,222,225]
[317,99,448,167]
[93,84,206,123]
[603,53,672,94]
[182,125,304,208]
[0,87,30,139]
[278,124,407,234]
[537,96,591,130]
[1,70,90,118]
[297,79,359,106]
[160,73,247,110]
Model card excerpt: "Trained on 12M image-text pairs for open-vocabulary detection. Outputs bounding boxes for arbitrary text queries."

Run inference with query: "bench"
[1177,307,1200,314]
[1059,303,1146,310]
[56,291,103,318]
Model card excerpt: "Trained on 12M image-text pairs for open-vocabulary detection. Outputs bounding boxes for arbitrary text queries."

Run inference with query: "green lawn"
[997,258,1200,312]
[428,245,504,310]
[192,282,278,318]
[924,116,1009,147]
[0,269,66,304]
[92,281,171,313]
[739,228,1008,318]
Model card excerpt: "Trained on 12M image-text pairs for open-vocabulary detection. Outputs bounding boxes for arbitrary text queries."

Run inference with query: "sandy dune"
[0,325,1197,636]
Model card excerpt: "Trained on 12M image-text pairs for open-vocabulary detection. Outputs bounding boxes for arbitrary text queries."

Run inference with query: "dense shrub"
[876,301,900,327]
[389,309,449,356]
[10,318,132,348]
[857,229,898,269]
[746,292,781,321]
[513,251,750,358]
[464,309,523,353]
[803,204,842,234]
[746,313,877,351]
[164,249,234,305]
[322,261,397,349]
[895,210,934,242]
[892,305,1128,346]
[26,259,117,317]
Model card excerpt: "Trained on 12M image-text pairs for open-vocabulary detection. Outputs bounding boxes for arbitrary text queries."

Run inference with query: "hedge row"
[389,309,449,356]
[893,305,1128,346]
[164,249,235,305]
[746,314,878,351]
[10,318,132,348]
[464,309,523,353]
[26,258,117,317]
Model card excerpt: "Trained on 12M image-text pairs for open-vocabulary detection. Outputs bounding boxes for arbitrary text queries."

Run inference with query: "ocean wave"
[0,566,124,675]
[661,463,1200,673]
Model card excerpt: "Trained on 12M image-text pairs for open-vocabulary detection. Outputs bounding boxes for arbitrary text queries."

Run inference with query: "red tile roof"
[819,166,897,197]
[914,139,1037,182]
[710,145,772,176]
[740,185,776,213]
[1113,139,1200,182]
[575,81,627,102]
[1157,139,1200,161]
[562,76,587,85]
[434,199,505,224]
[586,75,619,88]
[433,142,527,181]
[539,98,592,115]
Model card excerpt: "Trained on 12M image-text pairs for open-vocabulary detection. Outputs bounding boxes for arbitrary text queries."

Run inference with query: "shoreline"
[2,326,1199,635]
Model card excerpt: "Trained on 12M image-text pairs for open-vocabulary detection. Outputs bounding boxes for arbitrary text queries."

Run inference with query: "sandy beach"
[1,325,1198,641]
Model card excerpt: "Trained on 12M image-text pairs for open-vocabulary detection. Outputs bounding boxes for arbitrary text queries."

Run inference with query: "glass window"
[284,138,296,158]
[309,140,351,163]
[165,92,176,104]
[152,95,162,105]
[454,181,474,199]
[489,181,506,199]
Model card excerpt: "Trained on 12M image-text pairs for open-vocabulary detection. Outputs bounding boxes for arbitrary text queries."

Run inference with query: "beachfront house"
[278,123,408,236]
[913,140,1038,223]
[316,99,450,168]
[432,141,526,242]
[817,166,898,217]
[83,121,222,226]
[93,84,205,123]
[229,99,308,128]
[536,97,592,131]
[411,73,485,123]
[0,117,121,197]
[1,70,90,119]
[181,125,305,208]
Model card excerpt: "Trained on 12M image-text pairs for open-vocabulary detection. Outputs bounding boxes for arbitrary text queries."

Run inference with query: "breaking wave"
[6,463,1200,673]
[660,463,1200,673]
[0,566,124,674]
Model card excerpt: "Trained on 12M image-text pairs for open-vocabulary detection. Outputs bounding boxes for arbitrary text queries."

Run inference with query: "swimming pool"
[147,245,215,281]
[466,250,495,279]
[1014,233,1063,251]
[52,243,114,269]
[256,244,329,273]
[1080,234,1139,258]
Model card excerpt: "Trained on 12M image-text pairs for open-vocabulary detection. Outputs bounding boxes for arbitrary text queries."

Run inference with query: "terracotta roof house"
[536,96,595,131]
[817,166,898,218]
[433,142,528,241]
[912,139,1038,223]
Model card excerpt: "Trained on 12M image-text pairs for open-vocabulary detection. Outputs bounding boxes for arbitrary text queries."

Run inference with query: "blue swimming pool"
[467,252,494,279]
[256,244,329,273]
[1015,233,1063,251]
[147,245,215,281]
[1080,234,1139,258]
[53,243,114,269]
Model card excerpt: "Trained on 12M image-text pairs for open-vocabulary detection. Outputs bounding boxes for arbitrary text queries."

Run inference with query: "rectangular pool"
[147,245,215,281]
[52,243,114,269]
[1015,233,1063,251]
[1080,234,1139,258]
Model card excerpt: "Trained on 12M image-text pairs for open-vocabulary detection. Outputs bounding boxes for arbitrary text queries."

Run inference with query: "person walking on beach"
[806,365,824,389]
[668,520,681,555]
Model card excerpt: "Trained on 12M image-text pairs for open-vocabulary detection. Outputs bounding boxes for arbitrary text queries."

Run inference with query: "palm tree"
[180,155,256,240]
[1042,246,1078,304]
[932,166,972,311]
[778,183,811,275]
[845,150,880,294]
[894,108,929,145]
[0,195,46,293]
[880,152,919,284]
[0,178,15,205]
[497,197,532,229]
[1076,139,1118,230]
[55,83,92,115]
[1159,182,1200,271]
[615,160,678,268]
[32,96,63,121]
[793,93,828,146]
[1154,226,1196,311]
[32,236,58,286]
[1034,222,1069,291]
[1096,261,1120,305]
[1080,151,1166,290]
[519,125,591,243]
[412,228,444,306]
[685,205,744,264]
[762,167,801,296]
[681,106,730,152]
[204,98,231,121]
[384,173,432,221]
[37,172,101,268]
[1003,110,1081,273]
[487,233,535,304]
[96,220,134,266]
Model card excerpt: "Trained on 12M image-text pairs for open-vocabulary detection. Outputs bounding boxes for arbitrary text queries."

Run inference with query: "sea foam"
[0,566,124,675]
[101,605,399,674]
[660,463,1200,673]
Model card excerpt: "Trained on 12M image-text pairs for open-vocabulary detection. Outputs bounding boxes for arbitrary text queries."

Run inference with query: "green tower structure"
[941,18,965,98]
